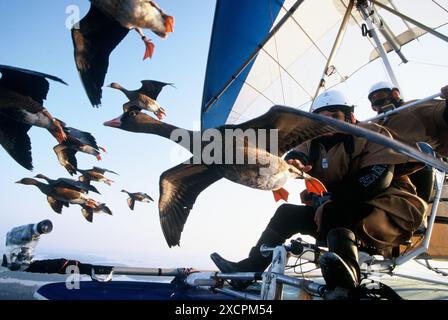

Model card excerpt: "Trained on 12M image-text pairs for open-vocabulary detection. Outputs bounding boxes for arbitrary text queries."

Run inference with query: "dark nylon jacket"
[294,122,427,257]
[376,99,448,157]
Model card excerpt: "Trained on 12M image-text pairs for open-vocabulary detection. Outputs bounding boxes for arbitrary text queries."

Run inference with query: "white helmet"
[368,81,398,101]
[311,90,352,113]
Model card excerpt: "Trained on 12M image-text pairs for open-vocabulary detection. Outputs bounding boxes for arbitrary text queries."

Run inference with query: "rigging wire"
[279,0,381,102]
[232,1,359,123]
[415,259,448,276]
[217,4,349,121]
[432,0,448,14]
[219,1,448,125]
[282,2,343,102]
[203,0,304,114]
[283,5,346,83]
[260,47,313,98]
[345,1,380,56]
[220,73,277,124]
[270,0,286,105]
[406,60,448,69]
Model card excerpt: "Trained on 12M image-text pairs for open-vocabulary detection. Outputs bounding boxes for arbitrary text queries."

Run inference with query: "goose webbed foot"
[142,36,155,60]
[135,28,155,60]
[273,188,289,202]
[155,108,166,120]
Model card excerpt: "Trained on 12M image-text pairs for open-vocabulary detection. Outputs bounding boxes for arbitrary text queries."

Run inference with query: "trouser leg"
[320,228,361,290]
[211,204,316,273]
[409,167,434,202]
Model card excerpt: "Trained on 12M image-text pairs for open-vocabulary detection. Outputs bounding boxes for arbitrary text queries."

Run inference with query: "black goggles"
[315,105,353,113]
[369,90,393,105]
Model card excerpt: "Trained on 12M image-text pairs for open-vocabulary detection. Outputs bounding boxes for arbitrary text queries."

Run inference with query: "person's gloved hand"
[301,191,332,207]
[287,159,312,173]
[300,189,310,204]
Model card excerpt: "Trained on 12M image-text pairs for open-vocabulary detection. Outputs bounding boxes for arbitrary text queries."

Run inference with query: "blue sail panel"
[201,0,286,129]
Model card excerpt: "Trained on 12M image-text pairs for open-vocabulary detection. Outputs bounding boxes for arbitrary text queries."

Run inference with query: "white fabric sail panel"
[290,0,344,41]
[227,0,346,124]
[330,20,378,79]
[379,0,448,29]
[229,51,281,116]
[224,0,448,125]
[369,28,428,61]
[366,0,448,59]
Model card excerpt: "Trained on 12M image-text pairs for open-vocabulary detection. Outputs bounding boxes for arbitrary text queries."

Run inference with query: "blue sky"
[0,0,225,267]
[1,1,447,270]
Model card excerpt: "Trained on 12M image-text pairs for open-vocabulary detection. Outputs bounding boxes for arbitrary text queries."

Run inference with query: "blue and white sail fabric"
[201,0,448,129]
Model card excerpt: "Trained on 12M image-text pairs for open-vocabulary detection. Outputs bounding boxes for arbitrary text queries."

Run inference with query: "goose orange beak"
[155,109,166,120]
[165,15,174,34]
[104,117,121,128]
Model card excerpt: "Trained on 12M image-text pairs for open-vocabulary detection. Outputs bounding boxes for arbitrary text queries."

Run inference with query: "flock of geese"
[2,1,446,248]
[72,0,174,107]
[0,0,173,222]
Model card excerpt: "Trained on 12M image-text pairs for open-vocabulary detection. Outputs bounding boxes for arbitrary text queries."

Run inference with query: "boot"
[210,227,285,290]
[319,228,360,291]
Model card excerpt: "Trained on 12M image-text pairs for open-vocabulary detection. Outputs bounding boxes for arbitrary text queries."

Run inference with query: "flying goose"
[53,123,106,175]
[0,65,67,170]
[81,202,112,223]
[53,144,78,176]
[63,125,106,158]
[121,190,154,211]
[108,80,173,120]
[16,178,98,217]
[34,174,100,194]
[33,174,110,223]
[72,0,174,107]
[78,167,118,186]
[104,108,319,199]
[104,106,448,247]
[104,108,330,246]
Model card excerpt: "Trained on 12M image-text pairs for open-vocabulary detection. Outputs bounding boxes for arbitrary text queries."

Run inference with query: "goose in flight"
[53,123,106,175]
[34,174,100,194]
[105,106,448,247]
[72,0,174,107]
[0,65,67,170]
[33,174,111,223]
[108,80,173,120]
[78,167,118,186]
[121,189,154,211]
[81,202,112,223]
[16,178,99,220]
